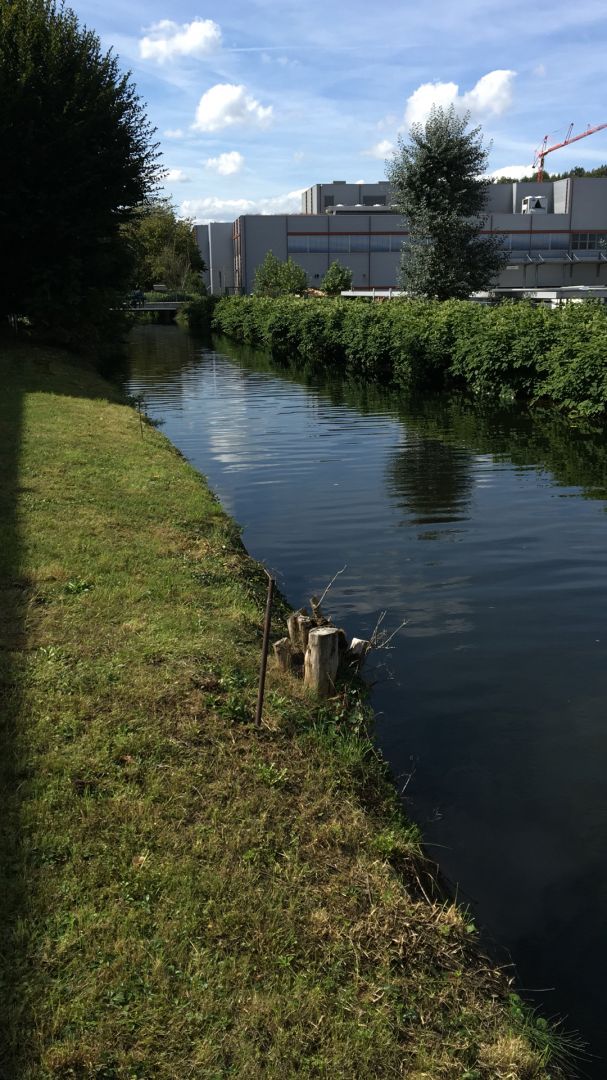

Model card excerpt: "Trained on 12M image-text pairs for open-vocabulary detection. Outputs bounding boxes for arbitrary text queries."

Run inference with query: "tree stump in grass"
[296,614,314,652]
[304,626,340,698]
[273,637,292,672]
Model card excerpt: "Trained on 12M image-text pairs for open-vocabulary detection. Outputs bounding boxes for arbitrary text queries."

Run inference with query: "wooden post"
[304,627,340,698]
[296,614,314,652]
[273,637,292,672]
[348,637,371,670]
[254,574,275,726]
[287,612,303,651]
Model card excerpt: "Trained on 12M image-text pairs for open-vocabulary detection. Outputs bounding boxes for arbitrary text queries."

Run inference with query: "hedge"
[211,296,607,419]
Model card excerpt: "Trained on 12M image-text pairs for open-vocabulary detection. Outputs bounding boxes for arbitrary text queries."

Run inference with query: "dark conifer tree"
[0,0,161,345]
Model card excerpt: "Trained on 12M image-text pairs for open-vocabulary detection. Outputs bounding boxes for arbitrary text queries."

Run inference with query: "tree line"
[0,0,203,353]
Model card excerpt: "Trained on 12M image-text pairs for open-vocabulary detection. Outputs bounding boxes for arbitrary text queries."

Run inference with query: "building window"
[572,232,604,250]
[363,195,385,206]
[548,233,569,250]
[329,234,349,253]
[288,236,308,253]
[370,235,390,252]
[390,235,404,252]
[324,196,334,208]
[350,235,369,252]
[308,234,328,253]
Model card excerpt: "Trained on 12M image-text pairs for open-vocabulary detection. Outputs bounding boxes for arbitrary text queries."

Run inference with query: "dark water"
[125,323,607,1073]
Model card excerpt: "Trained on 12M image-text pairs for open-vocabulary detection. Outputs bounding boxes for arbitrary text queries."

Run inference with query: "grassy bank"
[0,338,570,1077]
[212,295,607,420]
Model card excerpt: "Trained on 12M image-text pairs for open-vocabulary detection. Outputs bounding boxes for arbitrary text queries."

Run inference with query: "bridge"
[132,301,188,313]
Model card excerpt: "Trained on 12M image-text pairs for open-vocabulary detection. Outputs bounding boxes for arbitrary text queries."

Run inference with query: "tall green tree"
[253,252,308,297]
[0,0,160,345]
[387,107,507,299]
[123,200,205,294]
[321,261,353,296]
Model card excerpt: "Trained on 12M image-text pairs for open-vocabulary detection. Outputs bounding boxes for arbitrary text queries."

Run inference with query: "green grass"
[0,337,572,1078]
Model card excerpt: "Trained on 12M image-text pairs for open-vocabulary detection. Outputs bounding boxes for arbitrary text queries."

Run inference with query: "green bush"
[212,295,607,419]
[181,296,218,334]
[321,261,353,296]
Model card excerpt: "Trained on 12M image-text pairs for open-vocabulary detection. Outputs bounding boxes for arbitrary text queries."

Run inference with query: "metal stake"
[255,572,275,726]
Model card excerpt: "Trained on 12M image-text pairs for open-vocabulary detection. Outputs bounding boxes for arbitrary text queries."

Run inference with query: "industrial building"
[195,176,607,296]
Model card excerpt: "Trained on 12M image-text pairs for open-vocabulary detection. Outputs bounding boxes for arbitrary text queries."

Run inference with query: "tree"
[123,200,206,294]
[321,261,353,295]
[387,106,507,299]
[253,252,308,297]
[0,0,160,345]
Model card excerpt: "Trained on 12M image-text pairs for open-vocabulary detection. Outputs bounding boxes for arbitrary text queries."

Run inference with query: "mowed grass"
[0,340,568,1078]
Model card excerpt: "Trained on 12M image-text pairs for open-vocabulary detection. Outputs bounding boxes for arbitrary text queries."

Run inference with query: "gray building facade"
[196,177,607,295]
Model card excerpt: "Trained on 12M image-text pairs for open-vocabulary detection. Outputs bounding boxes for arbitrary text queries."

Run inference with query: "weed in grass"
[64,578,94,595]
[256,761,289,787]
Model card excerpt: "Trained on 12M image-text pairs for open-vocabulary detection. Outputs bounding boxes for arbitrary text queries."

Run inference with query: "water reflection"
[125,324,607,1074]
[386,433,473,525]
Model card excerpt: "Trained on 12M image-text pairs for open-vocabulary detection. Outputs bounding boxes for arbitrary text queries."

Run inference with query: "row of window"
[287,233,404,254]
[571,232,607,250]
[498,232,570,251]
[287,232,607,255]
[499,232,607,251]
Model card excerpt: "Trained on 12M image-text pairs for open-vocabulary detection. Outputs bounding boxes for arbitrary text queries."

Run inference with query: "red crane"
[533,122,607,181]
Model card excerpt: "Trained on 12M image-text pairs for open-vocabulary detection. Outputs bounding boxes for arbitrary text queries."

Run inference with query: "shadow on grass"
[0,334,121,1077]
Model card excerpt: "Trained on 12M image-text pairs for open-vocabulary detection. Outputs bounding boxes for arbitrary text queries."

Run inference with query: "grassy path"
[0,340,567,1078]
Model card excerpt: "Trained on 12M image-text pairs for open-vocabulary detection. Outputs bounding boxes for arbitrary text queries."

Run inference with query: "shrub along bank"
[212,295,607,420]
[0,338,572,1077]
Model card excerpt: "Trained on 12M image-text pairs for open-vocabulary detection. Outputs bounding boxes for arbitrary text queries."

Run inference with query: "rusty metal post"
[255,572,275,726]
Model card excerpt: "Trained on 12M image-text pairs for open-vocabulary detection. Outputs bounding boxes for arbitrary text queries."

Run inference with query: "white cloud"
[193,84,273,132]
[165,168,190,183]
[405,70,516,127]
[140,18,221,64]
[362,138,396,159]
[180,188,304,223]
[489,164,533,180]
[533,63,546,77]
[205,150,245,175]
[164,128,184,139]
[261,51,298,68]
[293,150,304,162]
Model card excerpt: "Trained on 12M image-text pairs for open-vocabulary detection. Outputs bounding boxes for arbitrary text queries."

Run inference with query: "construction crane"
[533,122,607,181]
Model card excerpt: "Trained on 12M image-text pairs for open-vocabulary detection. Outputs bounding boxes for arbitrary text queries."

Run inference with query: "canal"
[126,323,607,1072]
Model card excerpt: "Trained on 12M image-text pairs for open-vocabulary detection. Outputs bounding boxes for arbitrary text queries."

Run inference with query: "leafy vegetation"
[0,338,570,1077]
[123,199,206,295]
[253,251,309,296]
[0,0,160,352]
[493,163,607,183]
[321,261,353,295]
[213,294,607,419]
[387,107,507,298]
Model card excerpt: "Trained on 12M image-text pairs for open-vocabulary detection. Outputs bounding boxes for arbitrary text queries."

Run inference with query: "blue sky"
[73,0,607,221]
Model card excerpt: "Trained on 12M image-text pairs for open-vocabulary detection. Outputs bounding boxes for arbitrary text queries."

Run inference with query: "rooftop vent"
[332,180,346,184]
